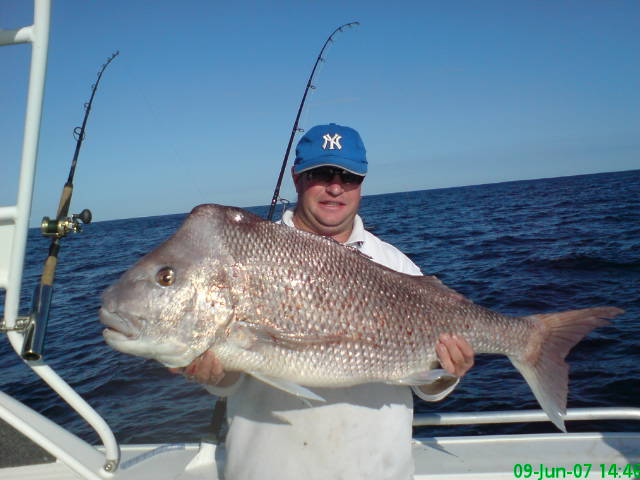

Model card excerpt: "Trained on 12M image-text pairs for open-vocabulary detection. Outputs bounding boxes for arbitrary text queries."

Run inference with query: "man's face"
[292,167,364,243]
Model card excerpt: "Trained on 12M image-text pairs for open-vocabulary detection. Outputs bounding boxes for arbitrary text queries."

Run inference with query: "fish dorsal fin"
[412,275,468,302]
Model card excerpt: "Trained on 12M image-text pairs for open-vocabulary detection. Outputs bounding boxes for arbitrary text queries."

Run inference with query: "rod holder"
[21,284,53,361]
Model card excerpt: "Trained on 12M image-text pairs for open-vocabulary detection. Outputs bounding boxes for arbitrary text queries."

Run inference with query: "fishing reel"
[40,208,92,237]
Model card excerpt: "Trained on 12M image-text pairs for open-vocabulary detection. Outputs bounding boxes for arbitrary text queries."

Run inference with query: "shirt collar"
[280,209,365,250]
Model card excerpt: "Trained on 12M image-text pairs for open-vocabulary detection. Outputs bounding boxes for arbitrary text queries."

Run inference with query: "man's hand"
[436,334,474,377]
[169,350,240,387]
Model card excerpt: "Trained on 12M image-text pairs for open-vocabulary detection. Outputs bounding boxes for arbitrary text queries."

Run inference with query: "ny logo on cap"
[322,133,342,150]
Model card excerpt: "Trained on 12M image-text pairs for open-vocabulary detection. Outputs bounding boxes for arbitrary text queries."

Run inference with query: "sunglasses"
[303,167,365,185]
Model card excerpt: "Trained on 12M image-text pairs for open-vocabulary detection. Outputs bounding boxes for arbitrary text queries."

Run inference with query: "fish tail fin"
[509,306,622,432]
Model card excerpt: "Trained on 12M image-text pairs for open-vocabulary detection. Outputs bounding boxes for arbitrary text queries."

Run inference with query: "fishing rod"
[207,24,361,444]
[206,22,361,444]
[21,51,119,361]
[266,22,359,221]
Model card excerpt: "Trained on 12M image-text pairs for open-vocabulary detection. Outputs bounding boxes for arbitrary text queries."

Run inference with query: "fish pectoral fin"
[237,321,347,349]
[249,371,326,403]
[393,368,458,386]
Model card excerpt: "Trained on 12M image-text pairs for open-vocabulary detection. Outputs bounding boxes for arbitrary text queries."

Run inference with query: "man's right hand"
[169,350,241,387]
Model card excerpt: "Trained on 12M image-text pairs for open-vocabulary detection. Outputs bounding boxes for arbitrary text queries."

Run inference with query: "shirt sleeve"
[358,231,423,276]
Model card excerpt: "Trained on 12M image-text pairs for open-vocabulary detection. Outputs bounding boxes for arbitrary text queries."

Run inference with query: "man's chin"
[315,214,357,238]
[315,211,349,228]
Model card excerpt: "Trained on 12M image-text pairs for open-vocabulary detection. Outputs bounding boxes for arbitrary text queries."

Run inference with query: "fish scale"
[100,203,623,431]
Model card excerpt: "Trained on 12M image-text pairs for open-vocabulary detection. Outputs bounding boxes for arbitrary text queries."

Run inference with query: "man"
[177,123,474,479]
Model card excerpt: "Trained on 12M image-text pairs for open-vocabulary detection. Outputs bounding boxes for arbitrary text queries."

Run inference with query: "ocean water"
[1,169,638,445]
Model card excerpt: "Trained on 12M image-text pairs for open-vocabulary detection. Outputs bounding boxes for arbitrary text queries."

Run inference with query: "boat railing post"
[1,1,121,477]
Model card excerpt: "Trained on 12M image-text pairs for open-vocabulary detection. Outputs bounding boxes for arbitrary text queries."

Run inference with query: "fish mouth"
[99,307,196,368]
[99,308,141,341]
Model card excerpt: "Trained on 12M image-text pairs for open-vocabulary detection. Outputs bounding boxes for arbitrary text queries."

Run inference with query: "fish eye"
[156,267,175,287]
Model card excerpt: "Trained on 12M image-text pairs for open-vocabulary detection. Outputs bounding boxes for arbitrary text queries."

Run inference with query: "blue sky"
[2,1,638,223]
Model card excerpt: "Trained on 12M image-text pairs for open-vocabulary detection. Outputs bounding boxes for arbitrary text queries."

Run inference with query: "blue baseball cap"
[293,123,367,176]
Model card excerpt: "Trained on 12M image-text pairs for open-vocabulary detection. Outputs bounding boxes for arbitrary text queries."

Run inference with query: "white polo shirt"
[206,211,458,480]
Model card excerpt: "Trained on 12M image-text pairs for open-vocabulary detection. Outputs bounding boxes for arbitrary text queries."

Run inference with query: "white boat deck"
[2,407,640,479]
[414,432,640,479]
[3,429,639,480]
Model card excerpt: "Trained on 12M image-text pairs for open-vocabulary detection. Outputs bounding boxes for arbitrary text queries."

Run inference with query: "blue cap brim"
[293,156,367,176]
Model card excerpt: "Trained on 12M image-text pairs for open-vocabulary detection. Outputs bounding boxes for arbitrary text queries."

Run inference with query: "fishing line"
[119,61,208,207]
[297,40,332,129]
[266,21,360,221]
[206,24,361,444]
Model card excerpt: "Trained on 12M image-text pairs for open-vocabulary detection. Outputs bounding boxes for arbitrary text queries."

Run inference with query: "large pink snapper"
[99,204,622,431]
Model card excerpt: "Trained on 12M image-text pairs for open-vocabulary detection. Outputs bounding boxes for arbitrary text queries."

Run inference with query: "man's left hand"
[436,334,474,377]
